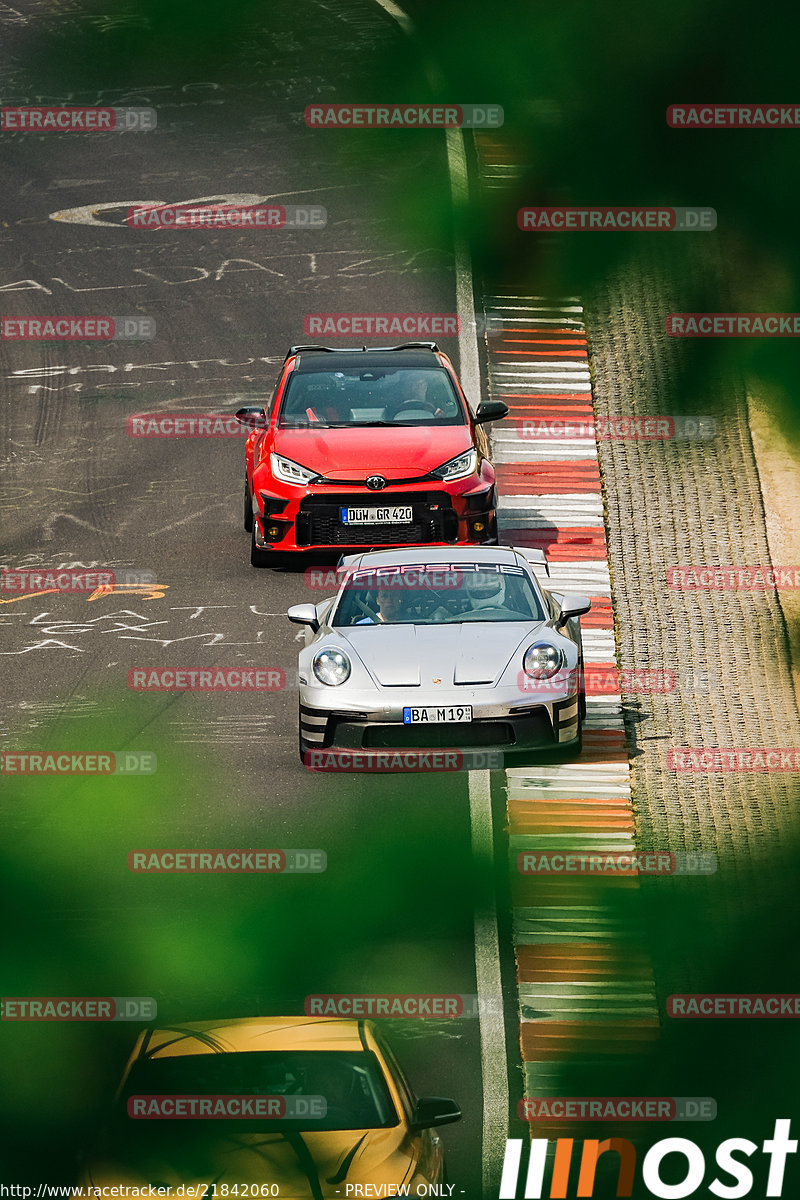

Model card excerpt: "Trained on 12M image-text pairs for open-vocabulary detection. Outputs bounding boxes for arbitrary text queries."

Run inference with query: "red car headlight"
[431,449,478,481]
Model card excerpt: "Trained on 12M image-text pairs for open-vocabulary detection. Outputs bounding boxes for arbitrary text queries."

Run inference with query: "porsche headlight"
[523,642,562,679]
[270,452,317,486]
[312,648,351,686]
[431,448,477,481]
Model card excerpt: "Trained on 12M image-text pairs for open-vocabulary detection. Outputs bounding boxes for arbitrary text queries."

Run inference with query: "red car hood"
[273,425,472,480]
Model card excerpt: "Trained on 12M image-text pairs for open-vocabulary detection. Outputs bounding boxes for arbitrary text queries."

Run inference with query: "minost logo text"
[500,1118,796,1198]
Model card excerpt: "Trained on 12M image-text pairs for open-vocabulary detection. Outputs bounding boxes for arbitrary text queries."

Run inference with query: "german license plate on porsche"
[340,506,413,525]
[403,706,473,723]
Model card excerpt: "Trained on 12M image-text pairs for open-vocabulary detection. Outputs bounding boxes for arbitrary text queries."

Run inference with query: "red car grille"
[295,492,458,547]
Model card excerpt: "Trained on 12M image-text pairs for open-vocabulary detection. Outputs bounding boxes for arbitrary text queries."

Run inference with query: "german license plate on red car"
[341,506,413,525]
[403,706,473,723]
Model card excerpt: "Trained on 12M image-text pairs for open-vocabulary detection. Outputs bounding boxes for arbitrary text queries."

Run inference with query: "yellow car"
[81,1016,461,1197]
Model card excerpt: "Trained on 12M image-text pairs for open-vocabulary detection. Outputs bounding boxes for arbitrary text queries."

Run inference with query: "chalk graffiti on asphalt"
[0,604,285,654]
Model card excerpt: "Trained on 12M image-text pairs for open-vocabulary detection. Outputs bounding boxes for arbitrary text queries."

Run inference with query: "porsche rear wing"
[513,547,550,577]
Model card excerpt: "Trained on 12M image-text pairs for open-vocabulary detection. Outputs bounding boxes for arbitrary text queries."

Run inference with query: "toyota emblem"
[366,474,387,490]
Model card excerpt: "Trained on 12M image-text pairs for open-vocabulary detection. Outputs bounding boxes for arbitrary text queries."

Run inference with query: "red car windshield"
[277,366,466,428]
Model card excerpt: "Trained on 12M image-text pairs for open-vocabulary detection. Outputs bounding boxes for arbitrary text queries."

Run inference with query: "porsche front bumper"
[299,685,581,754]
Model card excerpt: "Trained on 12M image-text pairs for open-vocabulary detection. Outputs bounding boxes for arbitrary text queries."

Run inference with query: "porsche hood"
[337,622,542,686]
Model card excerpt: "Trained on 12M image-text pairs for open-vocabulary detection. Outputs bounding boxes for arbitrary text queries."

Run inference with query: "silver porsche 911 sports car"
[287,545,591,765]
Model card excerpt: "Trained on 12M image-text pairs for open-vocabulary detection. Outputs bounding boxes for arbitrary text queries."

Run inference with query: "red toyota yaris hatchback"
[236,342,508,565]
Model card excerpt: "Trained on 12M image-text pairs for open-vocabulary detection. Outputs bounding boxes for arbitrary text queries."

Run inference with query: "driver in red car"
[387,372,448,421]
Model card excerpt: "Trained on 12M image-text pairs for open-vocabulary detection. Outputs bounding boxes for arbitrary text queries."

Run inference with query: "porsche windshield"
[116,1050,398,1132]
[332,564,546,625]
[278,366,466,428]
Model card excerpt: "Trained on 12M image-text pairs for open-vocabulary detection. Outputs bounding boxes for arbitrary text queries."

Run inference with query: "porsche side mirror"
[287,603,319,632]
[555,592,592,630]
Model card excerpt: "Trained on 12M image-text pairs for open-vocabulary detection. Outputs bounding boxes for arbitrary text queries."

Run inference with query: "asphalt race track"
[0,2,504,1190]
[5,1,800,1198]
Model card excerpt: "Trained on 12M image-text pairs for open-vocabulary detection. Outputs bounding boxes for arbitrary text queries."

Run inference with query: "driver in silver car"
[462,570,508,614]
[355,584,411,624]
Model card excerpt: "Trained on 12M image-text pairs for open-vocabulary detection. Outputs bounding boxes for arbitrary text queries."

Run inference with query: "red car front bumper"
[251,475,498,552]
